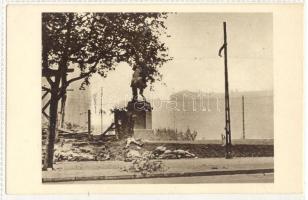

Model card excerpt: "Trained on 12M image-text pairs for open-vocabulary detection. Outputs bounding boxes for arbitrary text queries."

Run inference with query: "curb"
[42,168,274,183]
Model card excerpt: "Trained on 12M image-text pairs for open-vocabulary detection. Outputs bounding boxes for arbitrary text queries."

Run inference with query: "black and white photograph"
[40,12,274,184]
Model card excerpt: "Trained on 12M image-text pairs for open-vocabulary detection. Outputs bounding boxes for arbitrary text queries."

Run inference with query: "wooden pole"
[88,109,91,137]
[242,96,245,140]
[100,87,103,134]
[173,109,176,130]
[219,21,232,159]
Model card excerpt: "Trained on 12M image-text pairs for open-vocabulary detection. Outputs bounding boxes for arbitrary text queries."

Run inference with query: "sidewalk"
[42,157,274,183]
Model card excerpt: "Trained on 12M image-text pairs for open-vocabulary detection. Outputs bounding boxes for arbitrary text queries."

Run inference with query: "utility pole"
[242,96,245,140]
[100,87,103,134]
[88,109,91,137]
[173,109,176,130]
[219,22,232,159]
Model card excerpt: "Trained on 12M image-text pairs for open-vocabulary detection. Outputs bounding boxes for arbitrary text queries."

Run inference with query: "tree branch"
[67,70,93,85]
[66,62,99,85]
[42,90,49,99]
[42,86,51,92]
[42,99,50,113]
[42,110,49,119]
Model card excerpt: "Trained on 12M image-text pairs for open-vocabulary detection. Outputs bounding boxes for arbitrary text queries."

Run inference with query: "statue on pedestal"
[112,57,153,139]
[130,58,147,102]
[128,57,152,128]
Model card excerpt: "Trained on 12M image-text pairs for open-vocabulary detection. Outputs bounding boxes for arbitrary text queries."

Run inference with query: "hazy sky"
[89,13,273,127]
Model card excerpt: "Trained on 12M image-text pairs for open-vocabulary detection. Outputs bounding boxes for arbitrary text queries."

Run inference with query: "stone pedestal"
[127,100,152,130]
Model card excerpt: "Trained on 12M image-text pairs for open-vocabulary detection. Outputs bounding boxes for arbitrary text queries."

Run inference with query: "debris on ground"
[122,143,196,175]
[123,137,146,162]
[125,137,144,148]
[43,128,273,165]
[54,143,96,162]
[48,135,197,163]
[151,146,197,159]
[122,151,164,175]
[122,137,165,175]
[153,146,167,154]
[124,149,142,161]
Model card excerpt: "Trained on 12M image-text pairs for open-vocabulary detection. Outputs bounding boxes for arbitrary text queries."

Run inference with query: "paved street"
[145,139,273,145]
[53,173,274,184]
[43,157,273,183]
[50,157,273,171]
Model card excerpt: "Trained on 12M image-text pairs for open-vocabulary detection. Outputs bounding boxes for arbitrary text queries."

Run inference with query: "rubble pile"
[123,150,164,175]
[43,128,273,164]
[42,130,117,162]
[54,143,94,162]
[123,137,146,162]
[151,146,197,159]
[53,142,112,162]
[43,129,199,163]
[122,141,197,161]
[123,137,164,175]
[121,138,198,174]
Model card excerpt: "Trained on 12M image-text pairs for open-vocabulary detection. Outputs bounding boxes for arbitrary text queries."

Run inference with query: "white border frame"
[0,1,305,200]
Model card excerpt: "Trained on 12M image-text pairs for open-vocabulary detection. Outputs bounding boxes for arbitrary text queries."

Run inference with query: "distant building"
[151,90,273,140]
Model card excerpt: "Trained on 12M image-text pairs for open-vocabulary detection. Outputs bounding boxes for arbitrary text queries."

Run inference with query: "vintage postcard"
[5,3,304,196]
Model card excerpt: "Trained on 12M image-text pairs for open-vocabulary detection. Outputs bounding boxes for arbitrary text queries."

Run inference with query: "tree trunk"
[60,93,67,128]
[43,90,59,170]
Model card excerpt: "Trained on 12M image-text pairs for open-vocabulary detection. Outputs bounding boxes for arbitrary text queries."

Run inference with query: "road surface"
[145,139,273,145]
[56,173,273,184]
